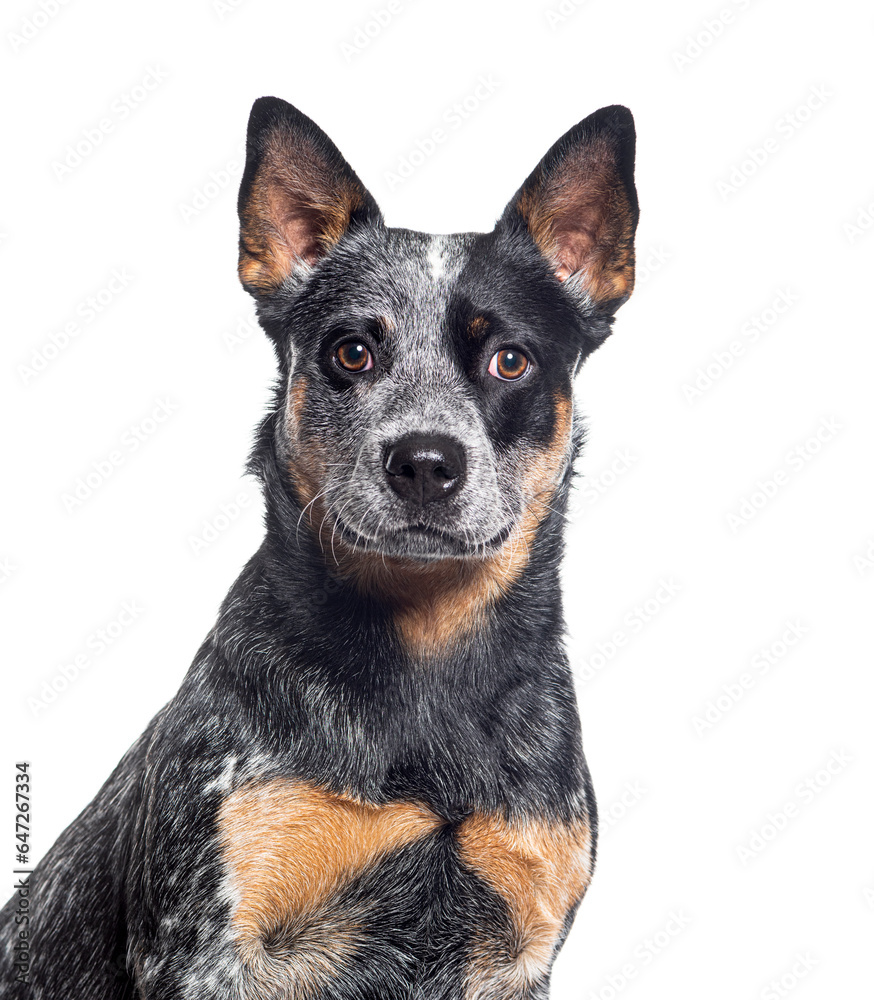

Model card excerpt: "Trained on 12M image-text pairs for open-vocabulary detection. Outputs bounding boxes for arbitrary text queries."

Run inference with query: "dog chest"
[217,778,593,997]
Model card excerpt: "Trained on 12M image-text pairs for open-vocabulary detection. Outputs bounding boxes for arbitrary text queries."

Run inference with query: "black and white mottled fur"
[1,97,638,999]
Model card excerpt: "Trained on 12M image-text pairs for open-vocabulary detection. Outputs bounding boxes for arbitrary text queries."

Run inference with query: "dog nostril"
[384,434,466,505]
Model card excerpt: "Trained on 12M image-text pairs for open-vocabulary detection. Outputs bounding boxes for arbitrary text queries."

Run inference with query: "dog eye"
[335,341,374,373]
[488,349,530,381]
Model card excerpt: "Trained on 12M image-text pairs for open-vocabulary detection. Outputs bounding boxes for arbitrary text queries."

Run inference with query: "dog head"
[238,97,638,566]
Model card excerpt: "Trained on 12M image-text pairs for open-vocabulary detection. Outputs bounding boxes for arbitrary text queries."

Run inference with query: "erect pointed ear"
[500,106,639,314]
[237,97,382,296]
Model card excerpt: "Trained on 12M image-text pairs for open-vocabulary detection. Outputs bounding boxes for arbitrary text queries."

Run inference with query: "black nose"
[383,433,466,505]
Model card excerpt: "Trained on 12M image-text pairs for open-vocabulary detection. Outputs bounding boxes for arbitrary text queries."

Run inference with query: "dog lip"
[404,523,513,548]
[333,515,512,557]
[404,523,464,543]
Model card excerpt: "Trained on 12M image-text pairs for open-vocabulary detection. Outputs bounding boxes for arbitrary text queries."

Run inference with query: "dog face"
[238,98,638,564]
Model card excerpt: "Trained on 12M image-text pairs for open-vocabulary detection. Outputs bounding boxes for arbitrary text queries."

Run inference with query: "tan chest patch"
[218,781,590,998]
[456,812,593,997]
[218,779,443,994]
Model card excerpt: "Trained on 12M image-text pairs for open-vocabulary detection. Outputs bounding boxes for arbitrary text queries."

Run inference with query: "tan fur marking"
[219,780,443,992]
[468,315,490,338]
[457,812,593,996]
[289,376,308,428]
[285,376,335,516]
[347,542,529,658]
[517,391,572,510]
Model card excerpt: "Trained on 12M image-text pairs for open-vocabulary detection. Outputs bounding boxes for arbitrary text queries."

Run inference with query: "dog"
[2,96,638,999]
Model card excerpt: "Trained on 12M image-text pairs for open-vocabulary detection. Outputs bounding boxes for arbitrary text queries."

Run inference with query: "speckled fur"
[0,98,638,999]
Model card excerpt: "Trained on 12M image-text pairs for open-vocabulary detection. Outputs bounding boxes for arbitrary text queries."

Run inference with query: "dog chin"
[334,517,513,562]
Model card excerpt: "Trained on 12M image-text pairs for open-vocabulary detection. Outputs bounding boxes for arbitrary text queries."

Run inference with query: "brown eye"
[335,341,373,373]
[488,348,530,381]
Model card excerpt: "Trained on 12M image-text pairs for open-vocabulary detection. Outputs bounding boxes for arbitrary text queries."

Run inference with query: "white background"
[2,1,872,997]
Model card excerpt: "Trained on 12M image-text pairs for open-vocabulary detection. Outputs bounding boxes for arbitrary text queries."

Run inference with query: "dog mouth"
[333,515,514,561]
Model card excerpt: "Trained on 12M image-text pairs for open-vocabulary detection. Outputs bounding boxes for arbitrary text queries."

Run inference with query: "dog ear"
[500,106,639,314]
[237,97,382,296]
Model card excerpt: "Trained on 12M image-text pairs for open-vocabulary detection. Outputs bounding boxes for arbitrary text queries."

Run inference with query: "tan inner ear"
[239,132,364,294]
[517,140,636,306]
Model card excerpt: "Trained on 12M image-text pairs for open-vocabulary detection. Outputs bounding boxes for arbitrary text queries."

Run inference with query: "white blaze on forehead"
[427,234,448,282]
